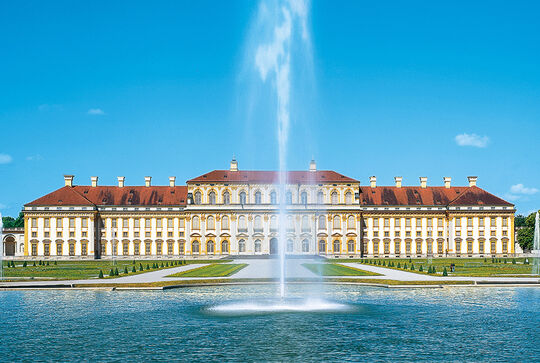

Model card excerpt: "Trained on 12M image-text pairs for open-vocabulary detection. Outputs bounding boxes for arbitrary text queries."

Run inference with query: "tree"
[517,211,539,250]
[1,212,24,228]
[98,270,104,278]
[442,267,448,276]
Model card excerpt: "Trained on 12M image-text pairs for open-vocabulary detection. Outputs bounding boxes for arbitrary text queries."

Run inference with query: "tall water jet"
[533,212,540,275]
[254,0,309,298]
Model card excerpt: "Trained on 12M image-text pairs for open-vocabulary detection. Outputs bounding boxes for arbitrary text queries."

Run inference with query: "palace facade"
[15,159,516,259]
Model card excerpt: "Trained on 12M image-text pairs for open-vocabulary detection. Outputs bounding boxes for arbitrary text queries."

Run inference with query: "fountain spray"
[533,212,540,276]
[254,0,309,298]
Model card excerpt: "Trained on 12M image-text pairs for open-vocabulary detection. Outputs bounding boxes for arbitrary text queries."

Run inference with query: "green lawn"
[333,258,537,277]
[167,263,247,278]
[303,263,380,276]
[1,259,232,280]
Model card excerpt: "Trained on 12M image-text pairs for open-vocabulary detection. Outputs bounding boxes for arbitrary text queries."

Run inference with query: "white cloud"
[0,153,13,164]
[504,193,520,202]
[455,133,489,148]
[26,154,44,161]
[87,108,105,115]
[0,203,6,210]
[510,183,539,195]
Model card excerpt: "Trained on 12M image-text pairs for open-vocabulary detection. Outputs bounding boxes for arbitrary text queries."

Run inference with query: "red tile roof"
[188,170,358,184]
[359,185,513,207]
[26,186,188,207]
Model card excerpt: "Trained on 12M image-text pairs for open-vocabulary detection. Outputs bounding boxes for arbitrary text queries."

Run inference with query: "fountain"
[533,212,540,275]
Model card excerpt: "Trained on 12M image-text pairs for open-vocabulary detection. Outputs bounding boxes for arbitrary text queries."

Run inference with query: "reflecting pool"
[1,285,539,361]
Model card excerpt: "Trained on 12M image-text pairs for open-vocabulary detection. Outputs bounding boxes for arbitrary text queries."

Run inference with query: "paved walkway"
[1,259,539,287]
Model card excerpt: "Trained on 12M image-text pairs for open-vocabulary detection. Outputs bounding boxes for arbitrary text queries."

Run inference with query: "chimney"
[64,175,74,187]
[230,158,238,172]
[369,176,377,188]
[169,176,176,187]
[394,176,403,188]
[468,176,477,187]
[420,177,428,188]
[145,176,151,187]
[117,176,125,188]
[444,177,451,189]
[309,159,316,172]
[91,176,98,187]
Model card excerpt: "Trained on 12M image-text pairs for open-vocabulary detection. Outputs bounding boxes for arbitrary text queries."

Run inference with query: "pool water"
[1,285,539,361]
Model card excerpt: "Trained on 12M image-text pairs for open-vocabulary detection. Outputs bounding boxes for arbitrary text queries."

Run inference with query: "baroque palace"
[13,159,516,259]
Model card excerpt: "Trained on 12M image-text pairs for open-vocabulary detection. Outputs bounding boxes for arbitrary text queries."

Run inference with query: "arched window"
[179,242,185,255]
[222,215,229,230]
[331,191,338,204]
[287,215,294,231]
[194,191,202,204]
[348,240,355,253]
[238,216,247,231]
[192,216,200,229]
[318,215,326,229]
[207,240,214,254]
[254,239,262,252]
[270,215,277,230]
[301,215,310,231]
[207,216,215,230]
[255,191,262,204]
[319,240,326,253]
[208,191,216,205]
[221,240,229,253]
[345,191,352,204]
[239,191,247,204]
[317,191,324,204]
[333,240,341,252]
[254,215,262,231]
[302,239,309,252]
[347,215,355,229]
[238,239,246,252]
[286,191,292,204]
[287,239,294,253]
[333,215,341,229]
[270,191,277,204]
[301,191,308,205]
[223,191,230,205]
[192,240,200,253]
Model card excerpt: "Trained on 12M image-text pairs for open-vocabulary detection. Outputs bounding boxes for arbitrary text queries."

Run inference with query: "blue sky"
[1,0,539,216]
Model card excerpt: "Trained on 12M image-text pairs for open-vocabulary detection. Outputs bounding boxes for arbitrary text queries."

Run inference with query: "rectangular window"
[82,219,88,228]
[373,219,379,227]
[168,218,173,228]
[179,232,184,237]
[405,231,411,237]
[81,231,87,237]
[491,231,496,236]
[145,243,151,255]
[456,240,461,253]
[134,231,140,238]
[179,218,185,228]
[427,218,432,227]
[502,230,507,236]
[168,232,173,238]
[69,218,75,228]
[427,231,432,237]
[479,241,484,252]
[157,231,162,237]
[491,217,496,226]
[479,230,484,237]
[395,231,401,237]
[502,218,508,227]
[438,231,443,237]
[405,218,411,227]
[456,231,461,237]
[32,232,37,238]
[123,219,128,228]
[145,219,151,228]
[56,218,62,228]
[44,244,50,256]
[146,232,151,237]
[455,218,461,227]
[503,241,508,251]
[395,218,400,227]
[44,232,50,238]
[467,217,473,227]
[384,218,389,227]
[123,232,128,238]
[168,243,173,255]
[156,243,162,255]
[69,232,75,238]
[134,219,140,228]
[416,242,422,254]
[467,241,473,253]
[31,218,37,228]
[467,230,473,237]
[134,243,140,255]
[57,243,63,256]
[373,231,379,237]
[111,219,117,228]
[416,231,421,237]
[57,231,62,237]
[157,219,162,228]
[416,219,422,227]
[479,218,484,227]
[406,241,411,254]
[44,218,50,228]
[384,231,389,237]
[82,243,87,256]
[31,244,38,256]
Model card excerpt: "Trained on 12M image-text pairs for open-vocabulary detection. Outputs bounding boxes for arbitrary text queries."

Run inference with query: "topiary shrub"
[166,262,169,267]
[161,262,164,268]
[124,266,128,274]
[504,259,507,264]
[132,266,136,273]
[114,268,119,276]
[33,261,36,267]
[443,267,448,276]
[484,258,487,263]
[146,264,150,270]
[427,266,432,273]
[46,261,49,266]
[432,266,436,274]
[109,269,114,276]
[403,263,408,270]
[139,263,143,271]
[54,261,57,265]
[397,262,401,268]
[512,258,516,264]
[409,258,412,263]
[410,264,415,271]
[98,270,104,278]
[419,265,423,272]
[382,261,386,266]
[23,261,27,267]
